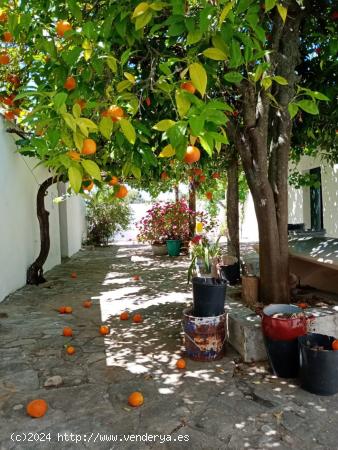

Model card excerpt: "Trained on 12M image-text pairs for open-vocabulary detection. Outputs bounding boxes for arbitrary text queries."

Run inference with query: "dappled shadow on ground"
[1,243,338,449]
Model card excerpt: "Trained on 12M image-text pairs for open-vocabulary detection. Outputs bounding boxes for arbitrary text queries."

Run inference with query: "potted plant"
[162,200,193,257]
[188,236,221,281]
[137,203,168,255]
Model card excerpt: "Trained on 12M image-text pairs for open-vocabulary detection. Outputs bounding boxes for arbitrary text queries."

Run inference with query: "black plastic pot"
[192,277,226,317]
[219,262,240,285]
[263,335,300,378]
[299,333,338,396]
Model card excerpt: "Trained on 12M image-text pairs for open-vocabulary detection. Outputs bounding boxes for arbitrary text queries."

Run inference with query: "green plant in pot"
[137,203,168,255]
[188,236,221,282]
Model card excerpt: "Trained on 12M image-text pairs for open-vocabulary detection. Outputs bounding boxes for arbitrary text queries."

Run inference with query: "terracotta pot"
[151,244,168,256]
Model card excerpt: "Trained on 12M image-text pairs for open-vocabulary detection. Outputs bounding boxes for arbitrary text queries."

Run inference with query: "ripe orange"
[212,172,220,179]
[0,12,8,23]
[58,306,66,314]
[68,150,81,161]
[75,99,86,110]
[3,31,12,42]
[120,311,129,320]
[82,178,94,192]
[66,346,76,355]
[133,275,140,281]
[64,306,73,314]
[108,176,119,186]
[0,52,10,65]
[160,171,169,181]
[133,313,143,324]
[206,191,213,201]
[99,325,110,335]
[83,300,92,308]
[70,272,77,278]
[4,111,15,121]
[184,146,200,164]
[181,81,196,94]
[81,138,97,155]
[56,20,72,37]
[128,391,144,407]
[115,185,128,199]
[63,327,73,337]
[106,105,124,122]
[332,340,338,351]
[199,175,206,183]
[64,76,76,91]
[26,399,48,418]
[176,358,186,369]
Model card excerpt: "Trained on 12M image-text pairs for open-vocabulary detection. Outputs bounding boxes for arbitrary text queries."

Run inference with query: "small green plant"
[188,236,221,283]
[86,189,132,246]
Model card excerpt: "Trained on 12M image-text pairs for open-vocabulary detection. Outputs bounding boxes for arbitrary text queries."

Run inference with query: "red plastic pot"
[261,304,312,341]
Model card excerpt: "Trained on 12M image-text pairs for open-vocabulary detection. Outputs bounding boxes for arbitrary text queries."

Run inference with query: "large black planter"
[219,262,240,285]
[299,333,338,396]
[192,277,226,317]
[263,336,300,378]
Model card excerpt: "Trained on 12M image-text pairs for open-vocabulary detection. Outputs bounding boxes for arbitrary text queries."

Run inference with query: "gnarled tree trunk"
[27,177,56,285]
[226,152,240,261]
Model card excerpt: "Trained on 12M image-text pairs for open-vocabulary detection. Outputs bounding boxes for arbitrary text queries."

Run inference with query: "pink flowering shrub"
[136,203,168,244]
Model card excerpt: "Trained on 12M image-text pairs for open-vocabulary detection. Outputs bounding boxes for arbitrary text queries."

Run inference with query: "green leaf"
[62,113,77,132]
[223,72,243,84]
[53,92,68,111]
[265,0,276,12]
[99,117,114,139]
[187,30,203,45]
[72,103,81,119]
[229,40,242,68]
[189,62,207,97]
[288,103,298,119]
[310,91,330,101]
[159,144,176,157]
[78,118,98,131]
[189,115,205,136]
[219,2,234,27]
[81,160,102,181]
[117,80,132,93]
[262,77,272,90]
[277,4,287,23]
[131,165,141,179]
[124,72,136,84]
[153,119,176,131]
[202,47,227,61]
[199,135,213,156]
[132,2,150,19]
[68,166,83,193]
[175,90,190,118]
[135,10,153,30]
[120,118,136,144]
[107,56,118,73]
[272,75,288,85]
[295,100,319,115]
[150,2,167,11]
[254,64,264,82]
[73,131,84,151]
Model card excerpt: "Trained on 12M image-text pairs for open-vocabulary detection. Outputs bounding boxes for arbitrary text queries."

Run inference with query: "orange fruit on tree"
[26,399,48,418]
[199,175,206,183]
[133,313,143,324]
[332,340,338,351]
[128,391,144,407]
[0,12,8,22]
[212,172,220,179]
[66,346,76,355]
[71,272,77,278]
[0,52,10,65]
[184,146,200,164]
[99,325,110,335]
[3,31,13,42]
[83,300,92,308]
[108,176,119,186]
[120,311,129,320]
[106,105,124,122]
[64,76,76,91]
[160,171,169,181]
[181,81,196,94]
[206,191,213,201]
[4,111,15,121]
[176,358,186,369]
[115,184,128,199]
[64,306,73,314]
[81,138,96,155]
[75,99,86,110]
[63,327,73,337]
[68,150,80,161]
[82,178,94,192]
[56,20,72,37]
[58,306,66,314]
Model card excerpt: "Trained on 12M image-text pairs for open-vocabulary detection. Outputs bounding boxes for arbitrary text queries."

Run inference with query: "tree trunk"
[188,180,196,238]
[27,177,56,285]
[226,153,240,261]
[174,184,179,202]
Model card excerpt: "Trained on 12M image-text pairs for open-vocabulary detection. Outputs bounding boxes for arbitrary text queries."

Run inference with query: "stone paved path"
[1,244,338,450]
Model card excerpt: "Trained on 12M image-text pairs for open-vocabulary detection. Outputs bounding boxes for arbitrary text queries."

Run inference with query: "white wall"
[288,155,338,238]
[0,120,86,301]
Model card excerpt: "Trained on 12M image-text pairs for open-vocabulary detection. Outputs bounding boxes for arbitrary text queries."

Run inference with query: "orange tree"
[0,0,334,301]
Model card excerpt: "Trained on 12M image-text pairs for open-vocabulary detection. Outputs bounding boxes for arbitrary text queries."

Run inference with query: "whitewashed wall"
[0,120,86,302]
[288,155,338,238]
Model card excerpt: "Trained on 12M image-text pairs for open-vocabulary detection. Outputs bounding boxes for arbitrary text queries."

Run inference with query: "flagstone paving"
[0,244,338,450]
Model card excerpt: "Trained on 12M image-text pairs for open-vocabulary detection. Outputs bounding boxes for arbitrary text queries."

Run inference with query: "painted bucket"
[166,239,181,257]
[183,308,226,361]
